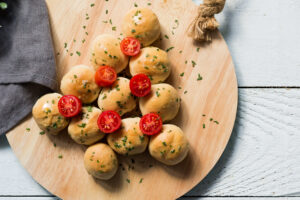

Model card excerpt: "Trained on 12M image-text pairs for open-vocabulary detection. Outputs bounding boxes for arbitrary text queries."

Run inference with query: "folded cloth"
[0,0,57,134]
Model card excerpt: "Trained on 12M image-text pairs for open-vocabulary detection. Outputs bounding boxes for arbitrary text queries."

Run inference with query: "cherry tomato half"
[139,113,163,135]
[58,95,82,117]
[95,66,117,87]
[120,37,141,56]
[97,110,121,133]
[130,74,152,97]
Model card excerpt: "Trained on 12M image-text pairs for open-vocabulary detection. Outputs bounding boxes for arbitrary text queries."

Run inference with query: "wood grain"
[1,90,300,197]
[6,0,237,199]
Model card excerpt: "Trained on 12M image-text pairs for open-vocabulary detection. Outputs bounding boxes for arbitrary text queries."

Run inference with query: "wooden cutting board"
[6,0,238,199]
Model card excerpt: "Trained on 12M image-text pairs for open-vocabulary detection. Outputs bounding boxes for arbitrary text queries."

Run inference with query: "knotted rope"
[188,0,226,42]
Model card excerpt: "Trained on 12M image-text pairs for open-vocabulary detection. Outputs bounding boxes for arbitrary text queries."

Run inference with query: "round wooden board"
[6,0,238,199]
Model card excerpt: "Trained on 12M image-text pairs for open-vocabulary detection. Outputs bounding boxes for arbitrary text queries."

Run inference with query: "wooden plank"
[195,0,300,86]
[1,89,300,197]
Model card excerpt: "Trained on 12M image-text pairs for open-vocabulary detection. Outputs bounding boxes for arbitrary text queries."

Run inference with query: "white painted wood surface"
[1,0,300,199]
[1,89,300,198]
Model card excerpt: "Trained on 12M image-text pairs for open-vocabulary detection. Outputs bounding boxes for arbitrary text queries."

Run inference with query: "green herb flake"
[134,2,138,7]
[191,60,196,67]
[171,149,175,154]
[139,178,144,183]
[210,118,213,121]
[203,123,206,129]
[131,29,136,33]
[58,154,63,159]
[39,131,45,135]
[26,128,30,132]
[112,26,116,31]
[166,47,174,52]
[197,47,200,52]
[53,143,57,147]
[74,74,77,79]
[139,135,145,142]
[106,10,108,14]
[180,72,184,77]
[197,73,203,81]
[164,35,169,39]
[214,120,219,124]
[78,123,86,128]
[162,142,167,146]
[102,20,108,24]
[184,90,188,94]
[179,50,182,54]
[87,106,93,112]
[90,3,95,7]
[109,19,112,24]
[64,43,67,48]
[83,25,86,29]
[76,51,81,56]
[147,2,151,6]
[126,179,131,183]
[156,91,160,97]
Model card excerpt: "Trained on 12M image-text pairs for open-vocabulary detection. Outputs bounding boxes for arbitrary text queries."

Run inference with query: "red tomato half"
[97,110,121,133]
[139,113,163,135]
[58,95,82,117]
[95,66,117,87]
[130,74,152,97]
[120,37,141,56]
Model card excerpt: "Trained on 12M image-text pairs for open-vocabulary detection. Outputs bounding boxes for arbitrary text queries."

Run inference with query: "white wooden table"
[1,0,300,199]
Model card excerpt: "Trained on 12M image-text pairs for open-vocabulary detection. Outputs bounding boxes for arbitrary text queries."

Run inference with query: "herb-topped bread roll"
[90,34,129,73]
[60,65,100,104]
[84,143,118,180]
[107,117,149,156]
[139,83,180,122]
[149,124,189,165]
[98,77,136,116]
[32,93,69,135]
[129,47,170,84]
[68,106,105,145]
[122,8,160,46]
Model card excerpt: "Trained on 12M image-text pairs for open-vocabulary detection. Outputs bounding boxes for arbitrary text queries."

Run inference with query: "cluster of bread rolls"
[32,8,189,180]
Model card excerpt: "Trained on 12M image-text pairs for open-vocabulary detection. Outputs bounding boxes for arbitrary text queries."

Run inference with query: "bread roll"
[98,77,136,116]
[68,106,105,145]
[32,93,69,135]
[107,117,149,155]
[139,83,180,122]
[60,65,100,104]
[84,143,118,180]
[90,34,129,73]
[149,124,189,165]
[122,8,160,46]
[129,47,170,84]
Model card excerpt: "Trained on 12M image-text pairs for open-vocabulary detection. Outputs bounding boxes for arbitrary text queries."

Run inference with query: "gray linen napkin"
[0,0,57,134]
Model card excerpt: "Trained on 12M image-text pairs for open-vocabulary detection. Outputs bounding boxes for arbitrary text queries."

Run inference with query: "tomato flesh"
[58,95,82,117]
[97,110,121,133]
[95,66,117,87]
[120,37,141,56]
[139,113,163,135]
[130,74,152,97]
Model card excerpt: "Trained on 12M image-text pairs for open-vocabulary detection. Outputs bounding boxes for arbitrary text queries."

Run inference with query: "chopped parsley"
[26,128,30,132]
[164,35,169,39]
[126,178,131,183]
[155,91,160,97]
[90,3,95,7]
[162,142,167,146]
[112,26,116,31]
[76,51,81,56]
[131,29,136,33]
[106,10,108,14]
[214,121,219,124]
[87,106,93,112]
[147,2,151,6]
[134,2,138,7]
[64,43,67,48]
[58,154,63,159]
[191,60,196,67]
[166,47,174,52]
[197,47,200,52]
[139,178,144,183]
[39,131,45,135]
[180,72,184,77]
[114,143,121,148]
[197,74,203,81]
[184,90,188,94]
[139,135,145,142]
[78,123,86,128]
[83,25,86,29]
[203,123,206,129]
[74,74,77,79]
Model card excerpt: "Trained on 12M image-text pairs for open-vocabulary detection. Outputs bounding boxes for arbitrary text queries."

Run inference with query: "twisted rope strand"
[188,0,226,42]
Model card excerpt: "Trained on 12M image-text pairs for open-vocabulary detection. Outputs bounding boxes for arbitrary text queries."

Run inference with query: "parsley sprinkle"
[78,123,86,128]
[179,50,182,54]
[112,26,116,31]
[87,106,93,112]
[191,60,196,67]
[109,19,112,24]
[197,74,203,81]
[203,123,206,129]
[26,128,30,132]
[147,2,151,6]
[139,178,144,183]
[76,51,81,56]
[58,155,63,159]
[184,90,188,94]
[131,29,136,33]
[171,149,175,153]
[197,47,200,52]
[74,74,77,79]
[134,3,138,7]
[70,53,73,56]
[83,25,86,29]
[166,47,174,52]
[156,91,160,97]
[139,135,145,142]
[102,20,108,23]
[180,72,184,77]
[64,43,67,48]
[164,35,169,39]
[185,60,187,64]
[54,143,57,147]
[162,142,167,146]
[90,3,95,7]
[214,121,219,124]
[40,131,45,135]
[126,179,131,183]
[210,118,213,121]
[106,10,108,14]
